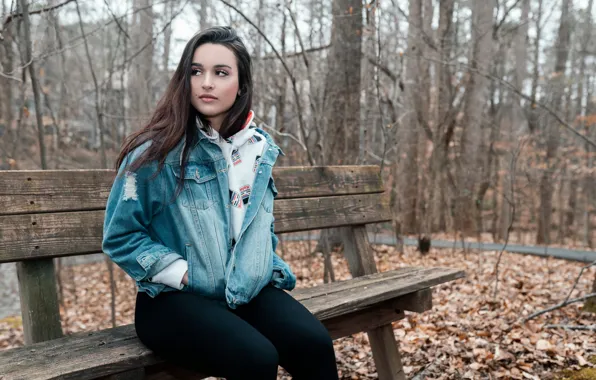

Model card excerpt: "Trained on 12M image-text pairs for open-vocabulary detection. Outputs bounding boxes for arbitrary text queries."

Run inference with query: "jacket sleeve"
[270,221,296,291]
[102,144,183,283]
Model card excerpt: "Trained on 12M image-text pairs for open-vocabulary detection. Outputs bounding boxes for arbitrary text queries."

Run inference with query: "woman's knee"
[309,329,335,359]
[233,339,279,378]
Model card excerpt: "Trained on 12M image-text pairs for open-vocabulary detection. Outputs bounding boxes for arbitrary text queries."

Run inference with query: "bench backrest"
[0,165,390,264]
[0,165,390,346]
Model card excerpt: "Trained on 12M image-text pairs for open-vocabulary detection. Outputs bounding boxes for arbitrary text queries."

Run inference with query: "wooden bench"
[0,165,465,380]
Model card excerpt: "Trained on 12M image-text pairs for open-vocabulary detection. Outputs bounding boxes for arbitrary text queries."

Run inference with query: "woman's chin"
[196,107,231,120]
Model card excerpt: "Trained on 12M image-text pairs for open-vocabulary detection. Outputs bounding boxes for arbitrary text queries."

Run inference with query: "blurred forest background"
[1,0,595,248]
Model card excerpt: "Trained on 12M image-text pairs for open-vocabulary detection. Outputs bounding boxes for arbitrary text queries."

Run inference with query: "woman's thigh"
[135,291,279,379]
[234,286,339,380]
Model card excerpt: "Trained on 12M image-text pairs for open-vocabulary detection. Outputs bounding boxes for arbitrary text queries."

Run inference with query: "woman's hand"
[182,271,189,286]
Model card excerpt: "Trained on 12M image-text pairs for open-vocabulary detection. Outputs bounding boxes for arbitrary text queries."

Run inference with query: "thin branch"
[413,52,596,149]
[495,0,525,34]
[285,2,321,145]
[494,137,527,298]
[523,292,596,322]
[253,116,307,151]
[392,0,437,51]
[367,55,397,82]
[260,44,331,60]
[218,0,315,166]
[0,68,23,82]
[0,0,174,76]
[563,259,596,304]
[367,150,393,165]
[2,0,75,30]
[75,0,107,168]
[545,324,596,331]
[102,0,131,40]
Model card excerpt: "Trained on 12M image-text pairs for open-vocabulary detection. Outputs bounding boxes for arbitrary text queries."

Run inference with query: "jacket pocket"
[185,243,216,296]
[171,162,219,210]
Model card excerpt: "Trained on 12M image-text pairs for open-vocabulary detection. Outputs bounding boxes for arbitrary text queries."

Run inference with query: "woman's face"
[190,43,240,131]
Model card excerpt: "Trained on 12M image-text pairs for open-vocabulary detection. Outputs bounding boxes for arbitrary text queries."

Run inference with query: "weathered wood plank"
[98,368,145,380]
[273,165,384,199]
[0,193,391,263]
[0,166,383,215]
[0,268,463,380]
[16,259,63,345]
[324,297,405,339]
[393,288,433,313]
[0,211,105,263]
[273,193,391,233]
[0,170,115,216]
[343,225,404,380]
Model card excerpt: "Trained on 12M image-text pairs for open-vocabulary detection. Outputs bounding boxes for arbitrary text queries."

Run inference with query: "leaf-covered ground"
[1,239,595,379]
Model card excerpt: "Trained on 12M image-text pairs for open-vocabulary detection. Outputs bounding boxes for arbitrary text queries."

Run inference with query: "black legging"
[135,285,339,379]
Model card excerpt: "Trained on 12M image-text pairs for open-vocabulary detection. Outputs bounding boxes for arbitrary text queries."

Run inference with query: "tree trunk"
[574,0,594,244]
[0,16,14,163]
[317,0,363,278]
[417,0,433,238]
[537,0,572,245]
[19,0,47,169]
[397,0,422,236]
[457,0,495,236]
[322,0,362,166]
[499,0,530,241]
[128,0,154,125]
[435,0,455,234]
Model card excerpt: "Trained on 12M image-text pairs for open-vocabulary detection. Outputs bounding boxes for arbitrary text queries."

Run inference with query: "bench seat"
[0,266,464,380]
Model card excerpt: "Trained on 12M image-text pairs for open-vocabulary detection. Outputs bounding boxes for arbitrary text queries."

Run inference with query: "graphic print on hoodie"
[198,111,267,242]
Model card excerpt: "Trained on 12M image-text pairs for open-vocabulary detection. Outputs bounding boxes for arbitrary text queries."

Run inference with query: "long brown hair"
[115,26,253,181]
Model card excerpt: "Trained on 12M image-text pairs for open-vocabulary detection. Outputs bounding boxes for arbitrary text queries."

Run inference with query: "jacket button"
[233,265,236,271]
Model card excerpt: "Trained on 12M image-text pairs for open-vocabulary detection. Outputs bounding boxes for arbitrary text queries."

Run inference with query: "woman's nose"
[202,74,214,89]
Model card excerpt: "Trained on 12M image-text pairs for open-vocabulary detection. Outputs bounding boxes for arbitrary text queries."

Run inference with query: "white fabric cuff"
[150,259,188,290]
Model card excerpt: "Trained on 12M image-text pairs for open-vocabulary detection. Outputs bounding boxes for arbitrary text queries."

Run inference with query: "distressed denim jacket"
[102,128,296,309]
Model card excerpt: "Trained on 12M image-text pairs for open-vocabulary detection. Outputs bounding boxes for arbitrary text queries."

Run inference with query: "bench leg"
[342,225,406,380]
[367,325,405,380]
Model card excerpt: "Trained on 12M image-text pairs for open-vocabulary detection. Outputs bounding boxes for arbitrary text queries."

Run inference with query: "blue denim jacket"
[102,128,296,309]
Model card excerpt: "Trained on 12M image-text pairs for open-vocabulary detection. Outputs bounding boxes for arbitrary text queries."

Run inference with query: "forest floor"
[1,240,596,379]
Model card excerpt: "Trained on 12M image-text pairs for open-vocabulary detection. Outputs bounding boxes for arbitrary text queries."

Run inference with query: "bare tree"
[498,0,530,241]
[128,0,155,124]
[457,0,496,236]
[317,0,363,282]
[537,0,572,245]
[19,0,48,169]
[397,0,422,236]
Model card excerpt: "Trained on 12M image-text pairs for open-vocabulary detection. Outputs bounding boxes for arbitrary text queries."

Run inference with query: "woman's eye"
[191,69,201,76]
[216,70,229,77]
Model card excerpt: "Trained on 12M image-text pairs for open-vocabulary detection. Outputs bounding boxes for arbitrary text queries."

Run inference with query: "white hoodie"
[150,111,267,290]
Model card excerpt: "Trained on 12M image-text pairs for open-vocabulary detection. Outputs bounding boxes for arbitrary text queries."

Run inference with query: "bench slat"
[0,193,391,263]
[0,166,383,215]
[0,268,463,380]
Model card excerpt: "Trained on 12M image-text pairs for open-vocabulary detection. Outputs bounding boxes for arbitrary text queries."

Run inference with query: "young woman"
[102,26,339,379]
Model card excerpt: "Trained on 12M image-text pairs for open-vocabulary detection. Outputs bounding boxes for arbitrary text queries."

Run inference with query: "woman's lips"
[199,95,218,103]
